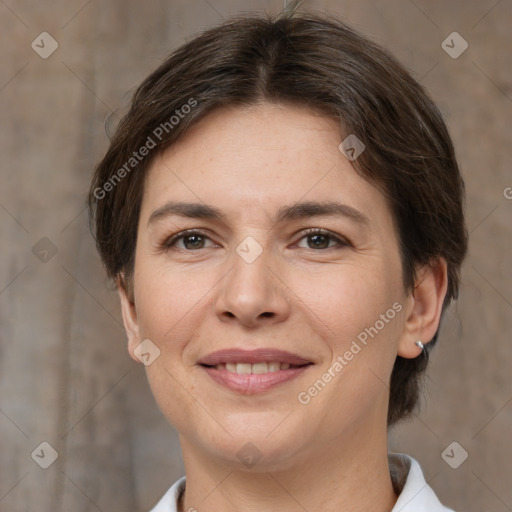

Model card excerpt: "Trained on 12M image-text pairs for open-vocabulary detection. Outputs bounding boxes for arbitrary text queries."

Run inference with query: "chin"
[183,417,315,472]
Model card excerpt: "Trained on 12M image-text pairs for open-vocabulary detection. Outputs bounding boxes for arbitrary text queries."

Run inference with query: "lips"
[198,348,313,394]
[198,348,312,366]
[216,362,293,374]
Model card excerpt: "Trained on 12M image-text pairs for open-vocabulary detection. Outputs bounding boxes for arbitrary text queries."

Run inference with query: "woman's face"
[121,103,424,470]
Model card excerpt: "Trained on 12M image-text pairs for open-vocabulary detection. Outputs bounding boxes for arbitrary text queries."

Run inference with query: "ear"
[397,257,448,359]
[117,274,142,363]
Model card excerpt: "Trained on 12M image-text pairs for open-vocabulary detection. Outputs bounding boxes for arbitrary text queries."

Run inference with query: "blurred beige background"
[1,1,511,511]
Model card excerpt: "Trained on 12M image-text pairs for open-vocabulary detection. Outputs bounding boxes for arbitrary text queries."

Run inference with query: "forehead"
[139,103,394,234]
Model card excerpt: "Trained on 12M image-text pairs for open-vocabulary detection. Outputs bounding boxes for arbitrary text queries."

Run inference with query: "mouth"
[198,349,313,394]
[202,361,305,374]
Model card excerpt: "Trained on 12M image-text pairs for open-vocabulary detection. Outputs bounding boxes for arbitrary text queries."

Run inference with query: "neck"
[178,421,398,512]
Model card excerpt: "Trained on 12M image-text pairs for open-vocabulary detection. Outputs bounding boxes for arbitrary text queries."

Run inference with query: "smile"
[212,362,298,374]
[198,348,313,394]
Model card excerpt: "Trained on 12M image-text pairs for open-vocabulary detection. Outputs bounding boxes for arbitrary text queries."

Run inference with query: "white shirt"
[150,452,454,512]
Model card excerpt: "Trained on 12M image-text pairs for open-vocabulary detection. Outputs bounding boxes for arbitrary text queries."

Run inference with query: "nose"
[214,243,291,328]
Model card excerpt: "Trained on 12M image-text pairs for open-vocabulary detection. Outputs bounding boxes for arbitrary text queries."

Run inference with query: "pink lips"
[198,348,313,394]
[198,348,312,366]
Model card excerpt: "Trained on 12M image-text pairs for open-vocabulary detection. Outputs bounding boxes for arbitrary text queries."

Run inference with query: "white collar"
[388,453,454,511]
[149,453,454,512]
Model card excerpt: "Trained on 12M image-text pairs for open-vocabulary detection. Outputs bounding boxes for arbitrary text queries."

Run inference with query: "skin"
[118,102,448,512]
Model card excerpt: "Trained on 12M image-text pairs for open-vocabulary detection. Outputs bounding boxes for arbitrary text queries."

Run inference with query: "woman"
[88,9,467,512]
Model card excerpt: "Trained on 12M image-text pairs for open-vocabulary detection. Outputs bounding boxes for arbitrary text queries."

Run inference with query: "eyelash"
[160,228,351,252]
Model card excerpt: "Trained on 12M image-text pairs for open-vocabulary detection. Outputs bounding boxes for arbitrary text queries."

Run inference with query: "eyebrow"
[147,200,370,227]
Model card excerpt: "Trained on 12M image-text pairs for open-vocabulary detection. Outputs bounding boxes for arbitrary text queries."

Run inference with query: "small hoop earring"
[415,340,425,350]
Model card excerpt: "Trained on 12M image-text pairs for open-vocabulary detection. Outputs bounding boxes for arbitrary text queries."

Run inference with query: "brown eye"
[162,230,215,251]
[297,229,350,250]
[307,233,331,249]
[180,234,206,249]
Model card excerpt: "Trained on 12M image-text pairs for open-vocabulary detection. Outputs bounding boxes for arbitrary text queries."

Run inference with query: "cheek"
[144,360,203,438]
[289,260,404,347]
[134,262,216,342]
[133,265,210,430]
[290,259,405,414]
[294,267,404,428]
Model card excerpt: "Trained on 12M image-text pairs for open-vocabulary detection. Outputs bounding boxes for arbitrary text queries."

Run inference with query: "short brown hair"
[88,11,468,426]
